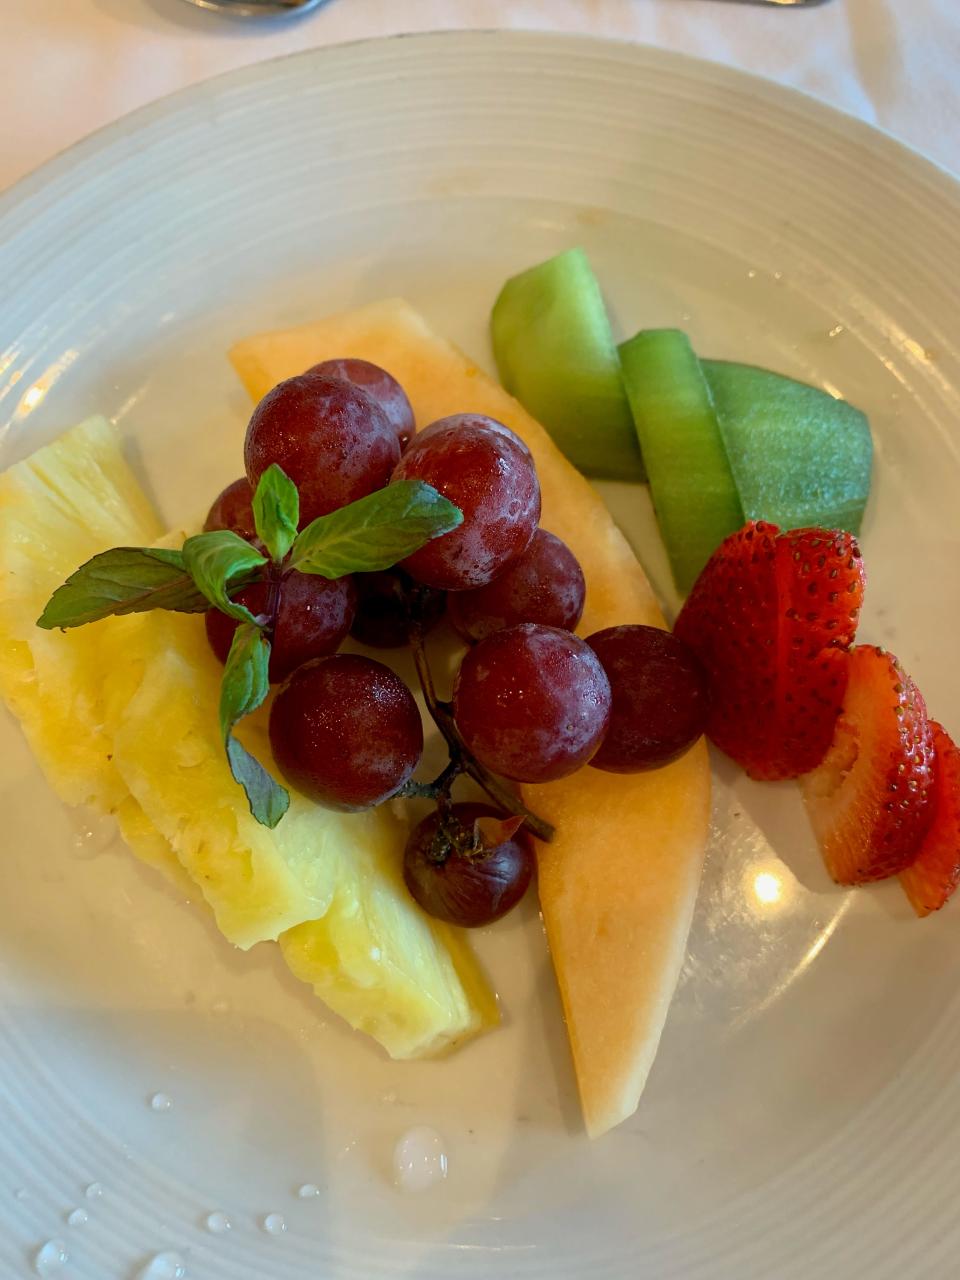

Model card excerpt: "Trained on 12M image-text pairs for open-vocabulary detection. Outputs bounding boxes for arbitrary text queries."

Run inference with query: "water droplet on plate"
[204,1211,231,1235]
[84,1181,103,1199]
[297,1184,320,1199]
[33,1240,68,1276]
[828,324,845,339]
[261,1212,286,1236]
[70,811,118,858]
[773,271,784,282]
[746,269,757,280]
[66,1207,88,1227]
[134,1253,186,1280]
[392,1126,449,1193]
[149,1092,173,1112]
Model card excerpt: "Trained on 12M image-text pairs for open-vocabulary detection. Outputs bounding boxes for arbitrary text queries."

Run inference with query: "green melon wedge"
[491,248,645,481]
[702,359,873,534]
[620,329,743,593]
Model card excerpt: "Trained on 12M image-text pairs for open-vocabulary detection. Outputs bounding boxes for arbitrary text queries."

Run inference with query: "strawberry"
[800,646,935,884]
[674,522,779,774]
[900,723,960,915]
[674,522,865,780]
[772,528,866,779]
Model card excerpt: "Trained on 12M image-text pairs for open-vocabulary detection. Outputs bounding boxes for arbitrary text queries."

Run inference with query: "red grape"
[307,358,415,452]
[453,623,612,783]
[350,569,445,649]
[587,625,709,772]
[203,477,256,539]
[403,803,534,927]
[448,529,585,643]
[205,569,356,683]
[269,654,423,811]
[391,414,540,591]
[244,373,400,527]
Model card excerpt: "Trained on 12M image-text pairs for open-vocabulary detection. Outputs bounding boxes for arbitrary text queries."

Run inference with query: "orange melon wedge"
[230,299,711,1137]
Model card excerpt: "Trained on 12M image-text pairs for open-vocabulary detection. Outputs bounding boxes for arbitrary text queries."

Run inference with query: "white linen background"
[3,0,959,196]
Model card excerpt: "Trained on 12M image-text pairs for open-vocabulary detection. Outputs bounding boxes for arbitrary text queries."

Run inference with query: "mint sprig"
[181,530,268,626]
[288,480,462,578]
[39,465,464,829]
[252,463,299,564]
[37,547,209,630]
[219,623,289,828]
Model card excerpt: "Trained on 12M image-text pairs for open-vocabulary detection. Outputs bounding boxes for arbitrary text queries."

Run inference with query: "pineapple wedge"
[231,300,711,1134]
[0,418,494,1058]
[281,813,499,1059]
[0,417,162,810]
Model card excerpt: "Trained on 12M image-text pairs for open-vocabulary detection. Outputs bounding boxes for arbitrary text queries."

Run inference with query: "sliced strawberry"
[800,646,935,884]
[771,528,865,779]
[900,723,960,915]
[675,522,865,780]
[674,521,779,776]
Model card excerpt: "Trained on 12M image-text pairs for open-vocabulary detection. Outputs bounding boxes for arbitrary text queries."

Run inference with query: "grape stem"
[395,757,461,804]
[407,599,555,844]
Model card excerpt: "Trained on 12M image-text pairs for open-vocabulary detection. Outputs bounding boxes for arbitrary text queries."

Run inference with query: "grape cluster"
[202,359,708,926]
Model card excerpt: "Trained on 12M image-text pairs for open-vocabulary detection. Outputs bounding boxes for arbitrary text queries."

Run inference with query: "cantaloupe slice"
[231,299,712,1136]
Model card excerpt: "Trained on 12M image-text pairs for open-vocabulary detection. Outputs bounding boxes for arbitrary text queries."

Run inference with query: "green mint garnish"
[252,464,299,564]
[288,480,462,578]
[181,530,268,626]
[219,622,289,828]
[38,469,463,829]
[36,547,209,630]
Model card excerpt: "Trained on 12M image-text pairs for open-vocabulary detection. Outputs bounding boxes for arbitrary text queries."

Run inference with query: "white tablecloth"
[4,1,959,196]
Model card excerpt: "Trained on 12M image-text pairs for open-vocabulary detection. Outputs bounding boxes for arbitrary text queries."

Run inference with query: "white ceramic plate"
[2,32,959,1280]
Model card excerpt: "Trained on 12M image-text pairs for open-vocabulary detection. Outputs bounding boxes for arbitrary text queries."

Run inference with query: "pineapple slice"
[0,417,162,810]
[231,300,711,1134]
[115,793,194,896]
[281,810,499,1059]
[0,417,495,1058]
[107,624,353,948]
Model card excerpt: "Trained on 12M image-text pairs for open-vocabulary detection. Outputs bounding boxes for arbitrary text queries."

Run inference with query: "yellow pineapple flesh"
[281,807,499,1059]
[0,418,494,1058]
[0,417,162,810]
[231,300,712,1134]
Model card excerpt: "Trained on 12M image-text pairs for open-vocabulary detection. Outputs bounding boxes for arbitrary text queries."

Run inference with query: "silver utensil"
[180,0,329,16]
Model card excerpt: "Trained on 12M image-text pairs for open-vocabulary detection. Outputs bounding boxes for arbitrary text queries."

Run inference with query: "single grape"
[403,803,534,927]
[205,570,356,683]
[586,625,709,772]
[244,373,400,527]
[448,528,585,643]
[269,654,423,811]
[453,623,612,783]
[391,414,540,591]
[307,358,415,452]
[203,477,256,539]
[350,569,445,649]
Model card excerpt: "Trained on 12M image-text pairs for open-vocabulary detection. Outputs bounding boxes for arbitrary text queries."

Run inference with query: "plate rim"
[3,28,960,230]
[3,26,960,1280]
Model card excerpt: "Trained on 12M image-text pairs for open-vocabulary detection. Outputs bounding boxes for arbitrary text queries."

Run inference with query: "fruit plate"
[2,30,960,1280]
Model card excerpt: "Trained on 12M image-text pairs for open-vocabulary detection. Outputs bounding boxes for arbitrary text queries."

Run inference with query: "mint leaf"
[37,547,208,630]
[226,739,289,830]
[219,623,289,828]
[181,530,268,625]
[252,464,299,564]
[288,480,462,578]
